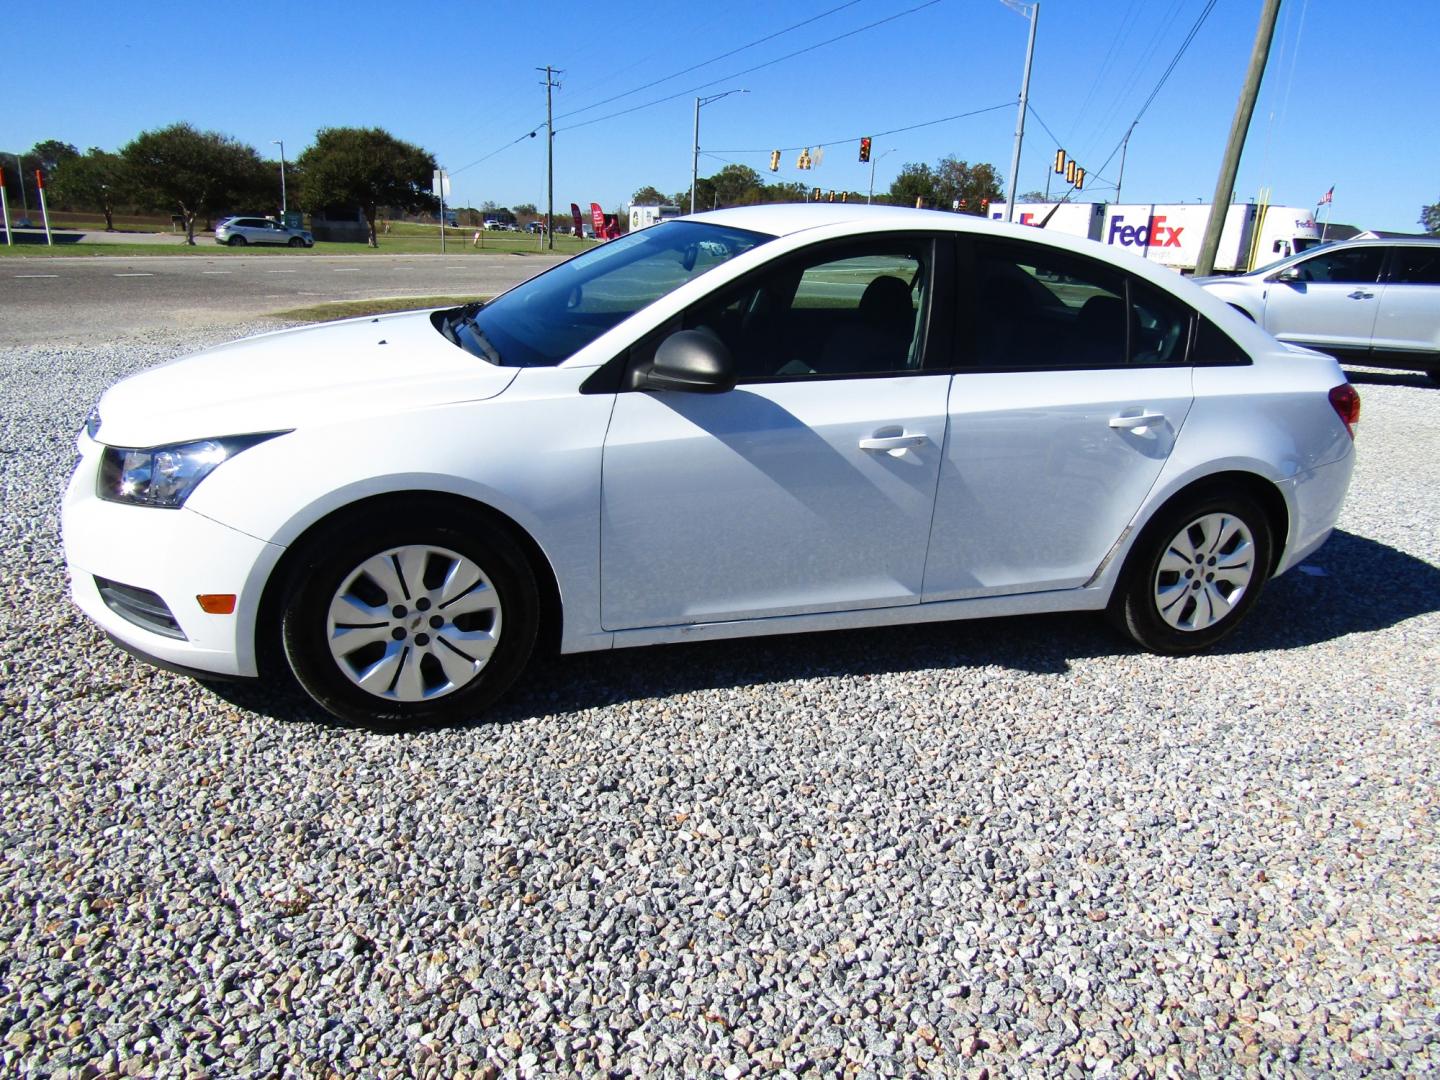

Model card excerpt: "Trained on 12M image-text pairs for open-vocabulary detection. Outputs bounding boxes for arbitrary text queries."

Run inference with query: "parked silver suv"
[215,216,314,248]
[1199,237,1440,383]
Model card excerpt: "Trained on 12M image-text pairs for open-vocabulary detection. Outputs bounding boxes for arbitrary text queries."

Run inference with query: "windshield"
[435,220,772,366]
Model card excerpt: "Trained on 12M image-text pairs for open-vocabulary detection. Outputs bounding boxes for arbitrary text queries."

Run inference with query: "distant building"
[310,207,369,243]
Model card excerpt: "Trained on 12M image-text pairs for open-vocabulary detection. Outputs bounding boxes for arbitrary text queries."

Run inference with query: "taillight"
[1329,383,1361,438]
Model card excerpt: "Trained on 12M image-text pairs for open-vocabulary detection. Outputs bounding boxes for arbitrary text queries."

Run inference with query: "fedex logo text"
[1108,214,1184,248]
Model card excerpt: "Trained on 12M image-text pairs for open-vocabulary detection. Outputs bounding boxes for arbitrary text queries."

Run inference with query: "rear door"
[1262,245,1385,353]
[1372,245,1440,361]
[922,237,1195,601]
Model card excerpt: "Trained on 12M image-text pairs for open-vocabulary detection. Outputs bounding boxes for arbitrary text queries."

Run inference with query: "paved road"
[0,252,568,347]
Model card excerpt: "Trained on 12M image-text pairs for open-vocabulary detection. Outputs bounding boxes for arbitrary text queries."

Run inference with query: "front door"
[600,235,950,631]
[1263,245,1386,353]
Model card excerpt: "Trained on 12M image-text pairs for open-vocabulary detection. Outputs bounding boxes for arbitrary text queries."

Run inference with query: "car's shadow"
[1342,367,1436,390]
[201,530,1439,733]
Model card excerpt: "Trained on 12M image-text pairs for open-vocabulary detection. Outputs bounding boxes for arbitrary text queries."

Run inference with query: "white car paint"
[63,204,1357,714]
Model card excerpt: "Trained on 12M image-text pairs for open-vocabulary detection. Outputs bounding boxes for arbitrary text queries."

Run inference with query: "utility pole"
[1002,0,1039,223]
[691,90,748,215]
[538,66,562,250]
[1195,0,1281,277]
[1114,121,1137,204]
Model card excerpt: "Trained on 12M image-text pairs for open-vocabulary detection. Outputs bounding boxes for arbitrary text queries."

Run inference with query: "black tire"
[288,236,304,248]
[279,501,539,728]
[1427,370,1440,387]
[1108,488,1274,654]
[227,234,246,247]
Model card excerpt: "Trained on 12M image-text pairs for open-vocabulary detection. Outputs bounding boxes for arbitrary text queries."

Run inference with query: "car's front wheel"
[280,505,539,728]
[288,236,304,248]
[1109,489,1273,654]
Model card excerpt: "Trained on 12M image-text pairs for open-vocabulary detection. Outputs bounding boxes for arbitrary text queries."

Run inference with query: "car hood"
[96,311,518,447]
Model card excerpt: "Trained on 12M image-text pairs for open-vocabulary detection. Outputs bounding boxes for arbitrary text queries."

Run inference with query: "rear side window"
[968,240,1192,368]
[1389,246,1440,285]
[1192,317,1250,366]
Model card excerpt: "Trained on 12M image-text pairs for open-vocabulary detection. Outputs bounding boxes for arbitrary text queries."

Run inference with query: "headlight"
[97,433,283,508]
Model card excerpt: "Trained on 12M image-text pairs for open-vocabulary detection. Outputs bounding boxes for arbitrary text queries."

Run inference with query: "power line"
[553,0,866,123]
[555,0,943,134]
[1088,0,1218,185]
[708,101,1013,155]
[449,0,908,178]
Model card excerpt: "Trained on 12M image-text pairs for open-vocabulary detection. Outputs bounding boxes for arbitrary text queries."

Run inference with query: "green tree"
[888,157,1003,214]
[630,185,669,205]
[29,139,79,178]
[934,157,1003,215]
[514,202,537,216]
[710,164,763,207]
[673,177,715,212]
[122,123,265,244]
[1422,201,1440,235]
[889,162,937,208]
[49,148,131,231]
[295,127,437,247]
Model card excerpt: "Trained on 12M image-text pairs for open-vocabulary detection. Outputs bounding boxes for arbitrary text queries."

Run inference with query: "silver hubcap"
[326,544,501,702]
[1154,513,1256,632]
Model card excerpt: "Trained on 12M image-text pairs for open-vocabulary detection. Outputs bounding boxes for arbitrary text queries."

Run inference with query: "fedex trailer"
[991,201,1320,274]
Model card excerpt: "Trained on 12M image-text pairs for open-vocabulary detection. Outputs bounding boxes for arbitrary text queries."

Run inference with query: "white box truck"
[629,204,682,231]
[989,201,1320,274]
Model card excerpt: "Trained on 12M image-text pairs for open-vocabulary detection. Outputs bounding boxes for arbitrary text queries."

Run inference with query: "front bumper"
[62,439,285,678]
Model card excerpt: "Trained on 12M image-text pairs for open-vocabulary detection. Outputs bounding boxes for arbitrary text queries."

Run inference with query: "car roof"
[687,203,983,237]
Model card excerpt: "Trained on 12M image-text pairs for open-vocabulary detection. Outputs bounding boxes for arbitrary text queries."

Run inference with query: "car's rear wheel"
[1109,490,1273,654]
[227,235,246,247]
[288,236,304,247]
[280,505,538,728]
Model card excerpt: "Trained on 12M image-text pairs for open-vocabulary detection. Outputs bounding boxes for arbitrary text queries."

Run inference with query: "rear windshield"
[434,220,772,366]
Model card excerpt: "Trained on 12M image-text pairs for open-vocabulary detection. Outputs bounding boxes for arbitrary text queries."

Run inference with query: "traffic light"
[859,137,872,163]
[797,148,813,170]
[1074,168,1085,190]
[812,186,822,201]
[841,192,849,203]
[1065,160,1076,184]
[827,190,836,203]
[980,198,989,213]
[1054,149,1066,174]
[769,150,780,172]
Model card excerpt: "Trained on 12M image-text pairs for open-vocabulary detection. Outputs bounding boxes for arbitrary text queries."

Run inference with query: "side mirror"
[1272,266,1303,283]
[641,329,736,393]
[681,243,699,272]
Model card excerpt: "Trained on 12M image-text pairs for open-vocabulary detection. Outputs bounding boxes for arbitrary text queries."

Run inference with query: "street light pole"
[1001,0,1040,223]
[272,140,287,215]
[691,89,748,215]
[868,148,896,205]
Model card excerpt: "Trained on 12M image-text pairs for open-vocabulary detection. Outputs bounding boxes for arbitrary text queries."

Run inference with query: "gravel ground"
[1,330,1436,1078]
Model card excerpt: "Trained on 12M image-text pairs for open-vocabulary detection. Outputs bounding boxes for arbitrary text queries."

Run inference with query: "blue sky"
[10,0,1437,231]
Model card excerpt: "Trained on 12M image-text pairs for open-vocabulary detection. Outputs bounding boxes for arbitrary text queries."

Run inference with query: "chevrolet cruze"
[64,205,1360,727]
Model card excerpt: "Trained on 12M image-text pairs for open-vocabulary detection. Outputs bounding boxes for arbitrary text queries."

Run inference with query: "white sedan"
[63,205,1359,727]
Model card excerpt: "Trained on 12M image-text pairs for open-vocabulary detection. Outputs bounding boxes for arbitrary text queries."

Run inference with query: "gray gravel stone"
[0,335,1436,1077]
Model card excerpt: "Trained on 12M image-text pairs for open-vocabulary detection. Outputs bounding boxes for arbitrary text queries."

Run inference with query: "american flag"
[1318,186,1334,206]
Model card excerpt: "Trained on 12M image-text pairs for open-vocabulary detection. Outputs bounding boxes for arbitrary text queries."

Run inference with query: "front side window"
[1290,246,1385,284]
[682,239,932,380]
[437,220,772,366]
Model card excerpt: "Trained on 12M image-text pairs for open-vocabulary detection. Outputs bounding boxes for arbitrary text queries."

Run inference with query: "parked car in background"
[1199,237,1440,383]
[65,205,1358,728]
[215,217,314,248]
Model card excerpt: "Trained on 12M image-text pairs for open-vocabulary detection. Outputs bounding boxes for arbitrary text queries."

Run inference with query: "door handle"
[1347,290,1374,300]
[859,433,928,451]
[1108,412,1166,431]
